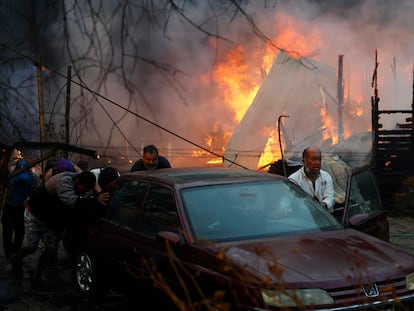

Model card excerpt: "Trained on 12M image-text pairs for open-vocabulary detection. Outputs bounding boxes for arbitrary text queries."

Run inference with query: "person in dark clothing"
[65,167,121,261]
[130,144,171,172]
[90,166,120,195]
[1,159,34,261]
[10,171,96,285]
[93,166,120,208]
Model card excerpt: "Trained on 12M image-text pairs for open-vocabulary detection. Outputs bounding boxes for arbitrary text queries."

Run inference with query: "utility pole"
[30,0,45,143]
[391,57,398,107]
[337,55,344,142]
[36,61,45,143]
[278,114,289,177]
[65,65,72,158]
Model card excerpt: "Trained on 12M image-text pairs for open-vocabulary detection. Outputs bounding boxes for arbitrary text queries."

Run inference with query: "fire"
[212,45,262,123]
[207,158,224,165]
[349,95,365,117]
[320,106,337,145]
[206,13,323,167]
[200,12,369,168]
[257,127,280,170]
[257,14,323,166]
[272,13,322,59]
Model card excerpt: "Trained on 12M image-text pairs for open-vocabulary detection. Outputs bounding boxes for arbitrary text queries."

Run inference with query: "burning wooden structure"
[371,53,414,200]
[223,50,339,170]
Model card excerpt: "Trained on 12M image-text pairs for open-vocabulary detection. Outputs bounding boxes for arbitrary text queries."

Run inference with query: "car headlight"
[262,288,334,307]
[406,273,414,290]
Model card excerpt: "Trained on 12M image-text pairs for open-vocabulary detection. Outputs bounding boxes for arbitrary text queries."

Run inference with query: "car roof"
[123,167,285,188]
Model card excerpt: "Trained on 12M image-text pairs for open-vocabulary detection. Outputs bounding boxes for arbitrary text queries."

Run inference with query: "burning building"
[223,50,371,171]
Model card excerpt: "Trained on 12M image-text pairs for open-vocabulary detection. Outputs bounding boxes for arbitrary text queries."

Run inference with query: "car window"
[181,180,340,242]
[108,180,145,228]
[347,168,382,217]
[138,184,180,237]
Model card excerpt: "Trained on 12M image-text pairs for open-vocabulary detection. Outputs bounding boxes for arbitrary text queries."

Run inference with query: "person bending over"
[130,144,171,171]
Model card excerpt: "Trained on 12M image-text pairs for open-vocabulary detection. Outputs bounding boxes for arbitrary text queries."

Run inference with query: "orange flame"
[272,13,322,58]
[320,106,337,144]
[200,12,370,167]
[257,14,323,166]
[212,45,263,123]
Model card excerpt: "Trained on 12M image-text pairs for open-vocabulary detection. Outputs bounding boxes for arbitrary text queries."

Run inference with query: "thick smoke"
[1,0,413,169]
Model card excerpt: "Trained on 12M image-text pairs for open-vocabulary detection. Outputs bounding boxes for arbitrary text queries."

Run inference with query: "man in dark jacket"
[130,144,171,171]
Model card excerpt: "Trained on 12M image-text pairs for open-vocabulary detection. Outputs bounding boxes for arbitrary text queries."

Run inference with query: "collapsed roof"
[223,50,339,170]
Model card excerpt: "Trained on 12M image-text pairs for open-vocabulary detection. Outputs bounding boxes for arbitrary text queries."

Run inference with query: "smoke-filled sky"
[1,0,413,169]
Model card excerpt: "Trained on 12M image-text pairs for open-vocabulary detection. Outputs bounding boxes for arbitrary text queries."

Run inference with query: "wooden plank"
[397,123,414,129]
[378,109,412,114]
[375,154,414,161]
[378,130,413,135]
[377,136,412,141]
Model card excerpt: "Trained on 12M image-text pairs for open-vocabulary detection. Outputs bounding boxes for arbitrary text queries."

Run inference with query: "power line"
[0,42,249,169]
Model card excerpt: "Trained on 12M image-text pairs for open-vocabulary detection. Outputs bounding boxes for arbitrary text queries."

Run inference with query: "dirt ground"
[0,233,133,311]
[388,216,414,255]
[1,216,414,310]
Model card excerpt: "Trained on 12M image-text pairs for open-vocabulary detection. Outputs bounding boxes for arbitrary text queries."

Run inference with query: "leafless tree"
[1,0,283,166]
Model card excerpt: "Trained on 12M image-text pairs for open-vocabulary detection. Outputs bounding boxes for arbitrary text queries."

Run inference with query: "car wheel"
[75,252,106,297]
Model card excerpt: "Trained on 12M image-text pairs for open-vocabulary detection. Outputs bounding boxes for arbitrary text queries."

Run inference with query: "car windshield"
[181,180,341,242]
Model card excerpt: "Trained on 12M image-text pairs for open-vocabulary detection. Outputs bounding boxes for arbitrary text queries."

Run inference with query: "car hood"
[222,229,414,285]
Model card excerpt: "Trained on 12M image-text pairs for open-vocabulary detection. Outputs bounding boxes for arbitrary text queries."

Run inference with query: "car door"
[92,179,185,294]
[131,183,184,291]
[340,165,389,241]
[89,179,147,284]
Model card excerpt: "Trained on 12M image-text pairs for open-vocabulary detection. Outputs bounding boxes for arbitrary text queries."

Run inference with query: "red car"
[331,165,389,242]
[75,167,414,310]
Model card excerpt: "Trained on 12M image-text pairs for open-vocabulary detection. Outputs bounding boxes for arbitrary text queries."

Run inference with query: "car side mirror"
[349,213,369,226]
[156,231,184,246]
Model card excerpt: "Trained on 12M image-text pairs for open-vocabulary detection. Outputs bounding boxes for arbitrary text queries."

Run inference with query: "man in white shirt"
[288,146,335,213]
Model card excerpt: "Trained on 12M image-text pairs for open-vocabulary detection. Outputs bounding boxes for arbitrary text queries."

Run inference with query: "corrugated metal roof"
[224,50,337,169]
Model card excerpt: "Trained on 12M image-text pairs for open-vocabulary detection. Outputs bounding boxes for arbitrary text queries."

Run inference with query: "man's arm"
[158,156,171,168]
[130,159,144,172]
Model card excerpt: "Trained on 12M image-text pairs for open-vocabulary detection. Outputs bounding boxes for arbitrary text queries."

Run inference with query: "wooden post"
[411,63,414,151]
[36,61,45,143]
[65,65,72,158]
[29,0,45,144]
[337,55,344,142]
[371,50,379,169]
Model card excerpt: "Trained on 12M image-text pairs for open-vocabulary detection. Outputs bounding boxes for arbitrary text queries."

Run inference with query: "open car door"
[333,165,389,241]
